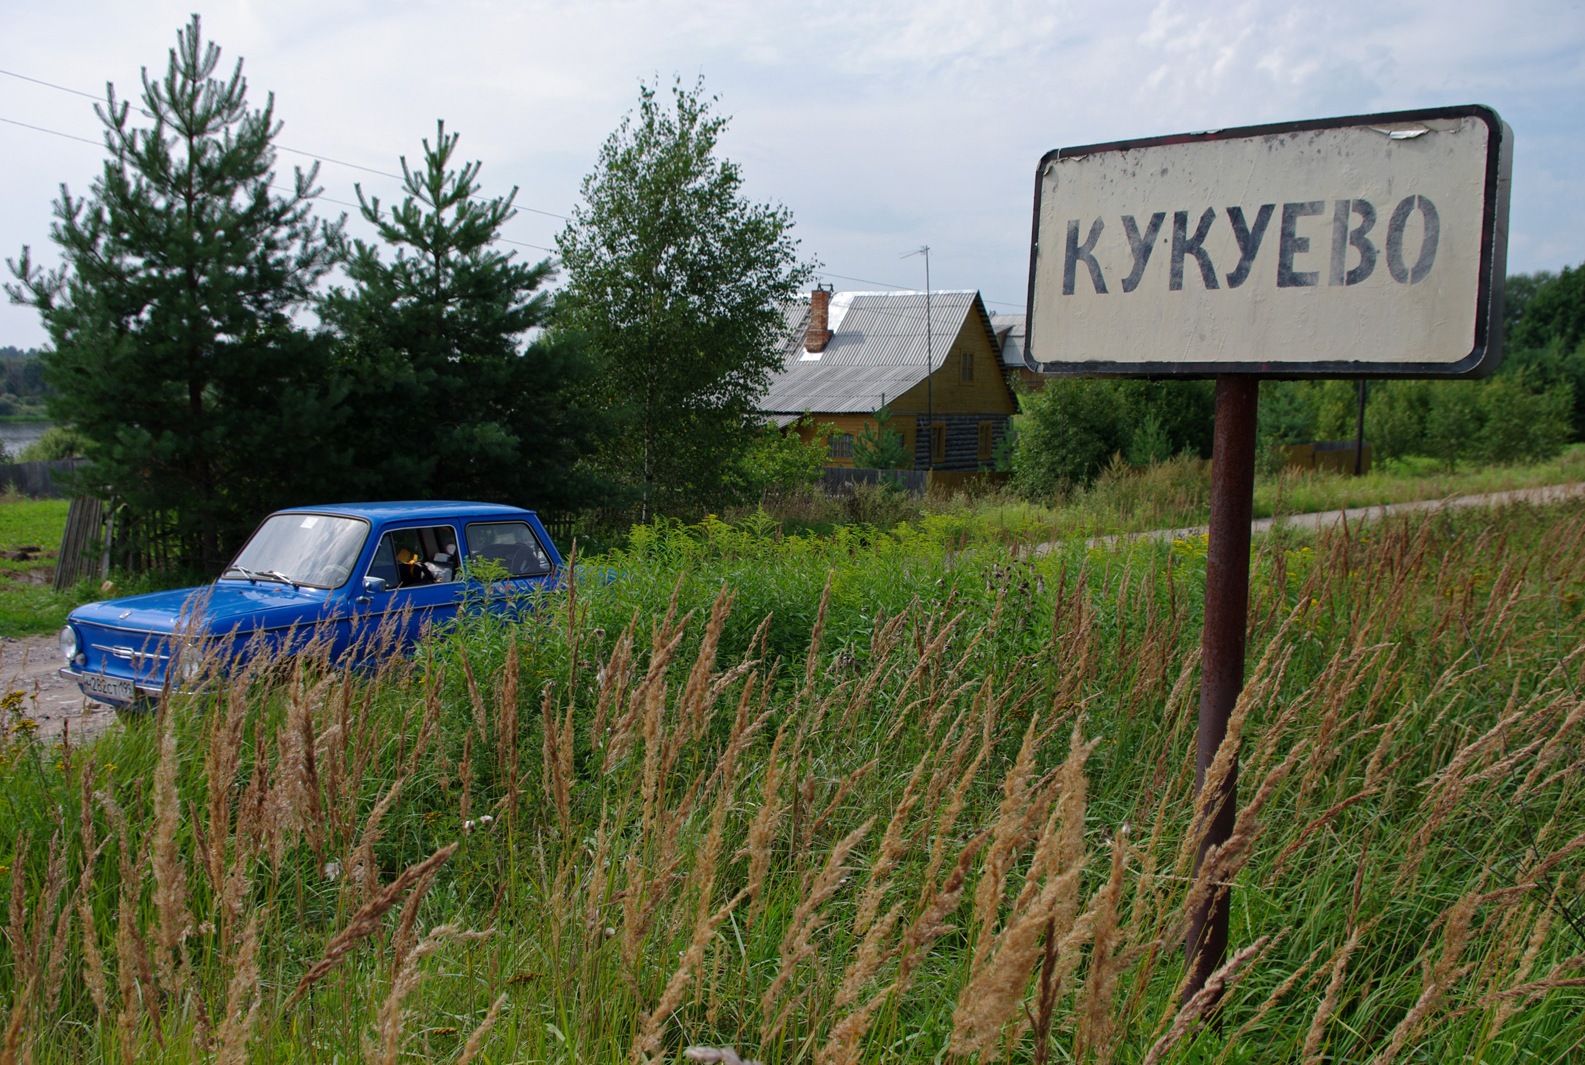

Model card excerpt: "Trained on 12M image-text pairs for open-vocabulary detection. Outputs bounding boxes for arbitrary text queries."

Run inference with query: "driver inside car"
[396,546,434,587]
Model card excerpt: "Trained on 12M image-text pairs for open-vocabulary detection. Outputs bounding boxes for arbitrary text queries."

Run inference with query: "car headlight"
[59,625,81,666]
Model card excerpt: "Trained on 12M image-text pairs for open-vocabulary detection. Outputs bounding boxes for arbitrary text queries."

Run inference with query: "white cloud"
[3,0,1582,349]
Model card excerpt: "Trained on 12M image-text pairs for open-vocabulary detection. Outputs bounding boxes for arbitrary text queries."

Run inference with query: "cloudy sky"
[3,0,1583,349]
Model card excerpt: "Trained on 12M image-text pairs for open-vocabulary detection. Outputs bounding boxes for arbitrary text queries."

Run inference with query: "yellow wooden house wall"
[789,310,1016,469]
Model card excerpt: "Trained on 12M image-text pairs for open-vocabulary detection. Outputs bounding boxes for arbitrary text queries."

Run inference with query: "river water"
[0,421,51,458]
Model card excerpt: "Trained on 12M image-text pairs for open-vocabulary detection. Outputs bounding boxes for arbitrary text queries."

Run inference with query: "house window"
[930,423,946,464]
[960,351,974,382]
[828,432,854,460]
[977,421,994,462]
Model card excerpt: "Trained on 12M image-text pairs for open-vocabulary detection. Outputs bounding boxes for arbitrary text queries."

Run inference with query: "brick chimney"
[805,284,834,353]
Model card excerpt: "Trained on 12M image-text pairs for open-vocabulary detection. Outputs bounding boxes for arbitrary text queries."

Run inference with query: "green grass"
[0,495,72,637]
[1254,442,1585,518]
[2,500,1582,1062]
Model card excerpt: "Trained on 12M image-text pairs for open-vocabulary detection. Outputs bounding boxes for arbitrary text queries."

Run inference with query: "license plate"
[80,673,136,703]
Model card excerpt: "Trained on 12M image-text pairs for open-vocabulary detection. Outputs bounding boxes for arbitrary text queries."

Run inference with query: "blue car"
[58,501,564,709]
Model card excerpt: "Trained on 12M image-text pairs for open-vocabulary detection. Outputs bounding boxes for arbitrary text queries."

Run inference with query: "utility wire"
[0,115,100,146]
[3,67,1021,306]
[0,114,557,255]
[1,66,569,221]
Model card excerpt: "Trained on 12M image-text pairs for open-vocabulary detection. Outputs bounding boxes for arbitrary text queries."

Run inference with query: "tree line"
[5,16,812,570]
[1012,266,1585,495]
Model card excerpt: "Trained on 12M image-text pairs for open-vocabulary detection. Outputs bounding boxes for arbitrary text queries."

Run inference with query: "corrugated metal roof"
[988,312,1026,369]
[762,290,988,414]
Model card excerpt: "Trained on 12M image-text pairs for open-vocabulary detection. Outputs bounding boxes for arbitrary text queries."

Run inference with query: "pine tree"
[322,122,609,512]
[7,15,345,569]
[851,404,911,470]
[556,78,814,517]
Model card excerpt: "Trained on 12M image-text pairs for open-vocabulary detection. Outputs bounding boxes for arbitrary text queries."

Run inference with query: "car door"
[344,522,466,661]
[461,519,557,618]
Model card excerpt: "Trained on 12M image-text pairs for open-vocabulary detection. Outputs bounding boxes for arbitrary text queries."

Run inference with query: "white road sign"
[1026,106,1511,377]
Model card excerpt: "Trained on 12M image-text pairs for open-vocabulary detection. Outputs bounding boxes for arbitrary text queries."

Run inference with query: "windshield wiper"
[222,565,297,587]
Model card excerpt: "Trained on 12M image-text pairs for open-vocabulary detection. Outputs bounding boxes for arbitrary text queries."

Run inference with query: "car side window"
[371,526,461,589]
[464,521,552,578]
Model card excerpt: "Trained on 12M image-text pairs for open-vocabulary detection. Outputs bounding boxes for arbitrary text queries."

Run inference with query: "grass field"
[3,447,1583,639]
[0,494,75,637]
[1,495,1582,1062]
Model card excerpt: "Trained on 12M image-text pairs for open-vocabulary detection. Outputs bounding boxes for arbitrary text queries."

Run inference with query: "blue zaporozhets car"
[58,501,563,710]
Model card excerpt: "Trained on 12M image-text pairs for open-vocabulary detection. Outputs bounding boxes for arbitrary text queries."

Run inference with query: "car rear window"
[465,521,552,577]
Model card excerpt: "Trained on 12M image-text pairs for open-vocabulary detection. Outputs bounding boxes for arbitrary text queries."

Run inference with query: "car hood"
[70,580,331,638]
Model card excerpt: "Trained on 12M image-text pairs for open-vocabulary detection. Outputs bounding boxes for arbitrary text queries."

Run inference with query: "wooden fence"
[0,459,85,498]
[53,496,108,592]
[816,467,1010,497]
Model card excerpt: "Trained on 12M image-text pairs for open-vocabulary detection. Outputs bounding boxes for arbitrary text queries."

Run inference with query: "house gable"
[767,289,1015,470]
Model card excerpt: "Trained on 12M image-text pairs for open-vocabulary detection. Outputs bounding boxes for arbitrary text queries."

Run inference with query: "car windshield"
[224,514,368,589]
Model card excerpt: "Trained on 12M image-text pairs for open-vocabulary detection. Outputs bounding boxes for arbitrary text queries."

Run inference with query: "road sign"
[1023,105,1513,1013]
[1026,106,1511,377]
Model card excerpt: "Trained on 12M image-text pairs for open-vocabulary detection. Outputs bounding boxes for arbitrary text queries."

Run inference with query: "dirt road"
[3,634,118,745]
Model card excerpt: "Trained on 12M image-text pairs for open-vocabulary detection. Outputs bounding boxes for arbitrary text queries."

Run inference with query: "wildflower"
[323,860,342,881]
[10,718,38,735]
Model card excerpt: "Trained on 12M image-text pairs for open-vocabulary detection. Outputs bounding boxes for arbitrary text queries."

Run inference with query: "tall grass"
[2,501,1583,1062]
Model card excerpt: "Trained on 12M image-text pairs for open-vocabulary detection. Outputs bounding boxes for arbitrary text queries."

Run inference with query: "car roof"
[274,501,540,523]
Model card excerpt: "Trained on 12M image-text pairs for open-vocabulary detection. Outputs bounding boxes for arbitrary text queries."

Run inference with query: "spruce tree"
[6,15,345,570]
[322,122,609,512]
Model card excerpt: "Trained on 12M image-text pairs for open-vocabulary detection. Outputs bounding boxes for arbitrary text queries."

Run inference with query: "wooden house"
[762,287,1017,471]
[989,311,1051,392]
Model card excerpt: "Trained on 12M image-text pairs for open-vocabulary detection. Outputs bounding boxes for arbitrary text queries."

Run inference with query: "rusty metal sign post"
[1184,376,1258,1003]
[1024,106,1511,1005]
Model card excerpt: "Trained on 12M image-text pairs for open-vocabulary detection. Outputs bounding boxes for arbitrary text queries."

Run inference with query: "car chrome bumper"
[59,667,168,705]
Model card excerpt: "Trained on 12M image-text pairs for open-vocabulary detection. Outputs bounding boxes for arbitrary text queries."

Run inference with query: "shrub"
[18,425,86,462]
[740,419,829,495]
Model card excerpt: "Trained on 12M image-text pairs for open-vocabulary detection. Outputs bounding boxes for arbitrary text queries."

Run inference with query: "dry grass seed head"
[1137,935,1272,1065]
[213,911,262,1065]
[286,842,458,1008]
[761,818,875,1040]
[150,704,190,999]
[456,992,509,1065]
[1074,825,1131,1065]
[374,922,471,1065]
[1366,888,1483,1065]
[971,706,1050,972]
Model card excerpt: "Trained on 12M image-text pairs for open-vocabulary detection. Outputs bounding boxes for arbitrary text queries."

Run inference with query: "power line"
[0,115,100,146]
[1,66,570,221]
[0,113,558,255]
[4,66,1022,307]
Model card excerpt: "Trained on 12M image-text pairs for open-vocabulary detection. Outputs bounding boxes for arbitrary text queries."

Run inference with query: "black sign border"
[1024,104,1512,380]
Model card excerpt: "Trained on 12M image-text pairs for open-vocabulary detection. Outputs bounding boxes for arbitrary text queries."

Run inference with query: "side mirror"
[358,575,388,603]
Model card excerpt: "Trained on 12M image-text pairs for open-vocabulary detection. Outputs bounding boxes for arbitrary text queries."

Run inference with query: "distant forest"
[0,346,48,418]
